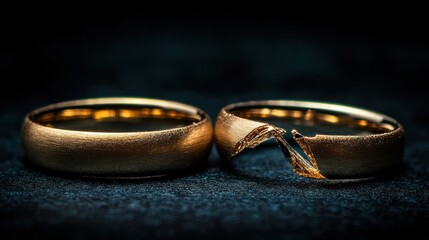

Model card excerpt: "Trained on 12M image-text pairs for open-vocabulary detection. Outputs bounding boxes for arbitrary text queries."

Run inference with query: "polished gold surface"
[215,100,404,179]
[22,98,213,177]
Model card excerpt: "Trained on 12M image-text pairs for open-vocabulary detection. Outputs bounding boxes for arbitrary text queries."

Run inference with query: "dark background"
[1,12,428,239]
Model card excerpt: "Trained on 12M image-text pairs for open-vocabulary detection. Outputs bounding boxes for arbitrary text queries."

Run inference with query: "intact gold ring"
[215,100,404,179]
[21,98,213,177]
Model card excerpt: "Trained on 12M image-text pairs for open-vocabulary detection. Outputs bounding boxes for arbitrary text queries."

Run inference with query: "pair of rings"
[22,98,404,180]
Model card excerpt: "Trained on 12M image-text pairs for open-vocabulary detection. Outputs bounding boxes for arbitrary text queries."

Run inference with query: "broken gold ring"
[21,98,213,177]
[214,100,404,179]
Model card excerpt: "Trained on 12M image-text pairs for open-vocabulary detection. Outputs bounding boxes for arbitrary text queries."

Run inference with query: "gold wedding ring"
[215,100,404,179]
[21,98,213,177]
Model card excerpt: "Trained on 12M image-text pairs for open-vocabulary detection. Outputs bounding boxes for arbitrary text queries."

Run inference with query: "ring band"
[21,98,213,177]
[215,100,404,179]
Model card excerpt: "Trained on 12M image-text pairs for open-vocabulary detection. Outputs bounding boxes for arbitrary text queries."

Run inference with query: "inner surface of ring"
[32,105,203,132]
[231,107,396,136]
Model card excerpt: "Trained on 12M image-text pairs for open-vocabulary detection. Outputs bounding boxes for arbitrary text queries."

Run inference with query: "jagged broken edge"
[231,124,286,157]
[275,131,325,179]
[292,130,321,171]
[230,124,326,179]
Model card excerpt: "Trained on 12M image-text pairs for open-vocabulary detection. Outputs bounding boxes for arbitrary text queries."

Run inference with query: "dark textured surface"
[1,15,429,239]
